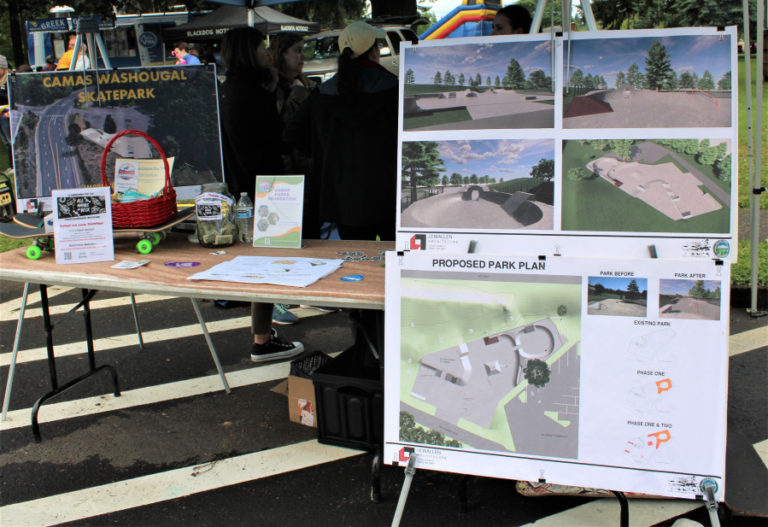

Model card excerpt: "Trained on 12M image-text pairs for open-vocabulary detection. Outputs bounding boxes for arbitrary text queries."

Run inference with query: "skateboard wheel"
[137,239,153,254]
[27,245,43,260]
[150,232,163,246]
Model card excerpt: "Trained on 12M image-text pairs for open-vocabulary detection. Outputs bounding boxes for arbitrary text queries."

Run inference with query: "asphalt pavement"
[0,280,765,527]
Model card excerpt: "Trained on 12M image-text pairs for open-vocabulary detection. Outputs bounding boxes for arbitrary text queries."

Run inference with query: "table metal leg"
[1,282,31,422]
[31,286,121,441]
[189,298,231,393]
[129,293,145,351]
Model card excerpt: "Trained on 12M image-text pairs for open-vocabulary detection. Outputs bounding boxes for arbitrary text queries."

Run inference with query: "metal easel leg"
[611,490,629,527]
[1,282,31,421]
[391,455,417,527]
[702,480,721,527]
[129,293,145,350]
[189,298,231,393]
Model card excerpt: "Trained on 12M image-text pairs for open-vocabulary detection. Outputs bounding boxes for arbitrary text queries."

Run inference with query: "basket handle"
[100,130,171,194]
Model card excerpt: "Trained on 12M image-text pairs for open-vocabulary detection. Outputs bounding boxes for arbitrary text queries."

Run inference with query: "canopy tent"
[163,5,319,43]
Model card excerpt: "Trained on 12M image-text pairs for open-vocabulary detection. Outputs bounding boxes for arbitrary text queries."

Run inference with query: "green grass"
[732,239,768,287]
[737,57,768,209]
[561,141,730,233]
[404,108,472,129]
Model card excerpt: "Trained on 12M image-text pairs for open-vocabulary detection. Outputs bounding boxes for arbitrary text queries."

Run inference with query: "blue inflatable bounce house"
[420,0,501,40]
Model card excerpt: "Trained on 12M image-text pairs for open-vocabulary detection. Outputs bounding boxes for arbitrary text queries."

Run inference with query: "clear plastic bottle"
[235,192,254,243]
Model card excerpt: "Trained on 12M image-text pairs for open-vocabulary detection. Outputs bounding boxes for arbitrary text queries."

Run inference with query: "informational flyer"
[52,187,114,264]
[253,175,305,249]
[384,251,729,500]
[188,255,342,287]
[396,26,738,261]
[114,157,175,196]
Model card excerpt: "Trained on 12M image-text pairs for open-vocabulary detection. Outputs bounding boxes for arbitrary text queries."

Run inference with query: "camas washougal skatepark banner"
[396,26,738,262]
[384,251,729,500]
[8,65,224,213]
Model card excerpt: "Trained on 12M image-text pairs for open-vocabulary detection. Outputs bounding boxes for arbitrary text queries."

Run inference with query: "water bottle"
[236,192,254,243]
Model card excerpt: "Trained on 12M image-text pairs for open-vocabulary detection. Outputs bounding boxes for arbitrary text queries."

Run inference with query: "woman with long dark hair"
[285,21,398,241]
[219,27,304,362]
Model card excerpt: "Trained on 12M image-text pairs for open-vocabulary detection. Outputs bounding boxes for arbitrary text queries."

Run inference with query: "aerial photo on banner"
[562,33,732,128]
[8,65,224,211]
[401,38,554,131]
[561,138,731,234]
[400,139,555,230]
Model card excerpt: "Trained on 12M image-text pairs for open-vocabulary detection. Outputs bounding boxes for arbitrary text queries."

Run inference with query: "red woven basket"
[100,130,177,228]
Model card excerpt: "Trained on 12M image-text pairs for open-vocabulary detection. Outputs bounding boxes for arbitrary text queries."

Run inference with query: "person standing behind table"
[268,32,320,240]
[491,4,533,35]
[285,21,398,242]
[0,55,13,174]
[173,42,201,65]
[56,34,90,70]
[218,27,304,363]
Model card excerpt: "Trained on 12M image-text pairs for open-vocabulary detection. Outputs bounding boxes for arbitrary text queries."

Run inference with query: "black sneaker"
[250,329,304,363]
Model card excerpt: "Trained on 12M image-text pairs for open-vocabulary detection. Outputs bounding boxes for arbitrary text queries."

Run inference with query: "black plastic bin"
[313,344,383,451]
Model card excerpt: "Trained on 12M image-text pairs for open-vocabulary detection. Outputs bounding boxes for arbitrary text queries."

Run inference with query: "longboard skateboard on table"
[4,207,196,259]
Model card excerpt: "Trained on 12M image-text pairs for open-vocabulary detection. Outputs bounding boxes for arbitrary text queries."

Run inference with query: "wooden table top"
[0,235,393,310]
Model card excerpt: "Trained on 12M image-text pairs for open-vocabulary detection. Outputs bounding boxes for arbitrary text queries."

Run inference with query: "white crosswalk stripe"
[1,288,765,525]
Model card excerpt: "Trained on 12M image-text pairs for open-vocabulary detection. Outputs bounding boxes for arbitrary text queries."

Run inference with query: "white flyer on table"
[188,255,343,287]
[52,187,114,264]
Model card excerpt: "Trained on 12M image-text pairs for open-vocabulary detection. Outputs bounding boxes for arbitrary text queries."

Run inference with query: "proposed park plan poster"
[396,27,738,261]
[8,65,224,213]
[384,251,729,500]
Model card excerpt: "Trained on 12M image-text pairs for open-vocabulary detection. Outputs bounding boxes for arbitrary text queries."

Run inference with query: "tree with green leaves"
[441,175,448,186]
[698,70,715,91]
[495,76,501,88]
[616,71,626,89]
[474,73,482,87]
[450,173,462,185]
[401,141,445,202]
[523,359,551,388]
[626,63,643,88]
[688,280,708,299]
[486,76,492,86]
[458,73,465,86]
[644,38,673,90]
[527,70,551,90]
[470,174,478,183]
[433,71,442,85]
[665,70,678,91]
[679,72,695,90]
[567,167,591,181]
[714,154,732,182]
[569,69,584,89]
[405,69,415,84]
[530,158,554,181]
[610,139,634,161]
[504,58,526,89]
[717,72,731,91]
[626,279,640,300]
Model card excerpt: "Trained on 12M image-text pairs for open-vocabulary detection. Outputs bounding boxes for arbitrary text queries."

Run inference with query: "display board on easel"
[384,24,737,505]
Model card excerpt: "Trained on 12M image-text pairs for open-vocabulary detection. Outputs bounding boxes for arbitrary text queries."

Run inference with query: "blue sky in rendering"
[404,40,552,84]
[432,139,553,180]
[659,279,721,296]
[566,35,731,88]
[589,276,648,293]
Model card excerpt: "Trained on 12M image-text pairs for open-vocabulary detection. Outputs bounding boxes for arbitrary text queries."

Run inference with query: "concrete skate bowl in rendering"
[564,88,731,128]
[400,186,552,229]
[515,324,556,360]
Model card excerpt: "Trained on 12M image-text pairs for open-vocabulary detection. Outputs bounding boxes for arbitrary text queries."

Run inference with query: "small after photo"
[659,279,721,320]
[587,276,648,317]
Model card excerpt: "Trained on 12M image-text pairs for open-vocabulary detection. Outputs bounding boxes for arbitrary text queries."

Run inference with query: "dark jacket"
[218,73,284,200]
[285,61,398,232]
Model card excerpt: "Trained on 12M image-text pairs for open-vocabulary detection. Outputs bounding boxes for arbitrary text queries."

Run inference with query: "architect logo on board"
[410,234,427,250]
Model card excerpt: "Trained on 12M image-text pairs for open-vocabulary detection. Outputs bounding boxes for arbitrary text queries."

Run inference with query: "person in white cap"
[285,20,398,242]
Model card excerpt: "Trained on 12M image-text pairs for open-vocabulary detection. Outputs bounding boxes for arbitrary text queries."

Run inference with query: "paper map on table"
[187,256,343,287]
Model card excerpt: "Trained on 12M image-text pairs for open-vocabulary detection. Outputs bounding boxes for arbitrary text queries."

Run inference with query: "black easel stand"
[31,285,120,441]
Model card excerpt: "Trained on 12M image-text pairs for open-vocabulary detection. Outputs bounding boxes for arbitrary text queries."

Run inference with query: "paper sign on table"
[253,175,304,249]
[114,156,175,196]
[52,187,114,264]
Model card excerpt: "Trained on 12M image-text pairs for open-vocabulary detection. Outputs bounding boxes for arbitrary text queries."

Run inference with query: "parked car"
[302,19,423,83]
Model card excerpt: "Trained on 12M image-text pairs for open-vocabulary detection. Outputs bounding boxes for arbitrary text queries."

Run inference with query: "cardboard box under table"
[287,352,332,428]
